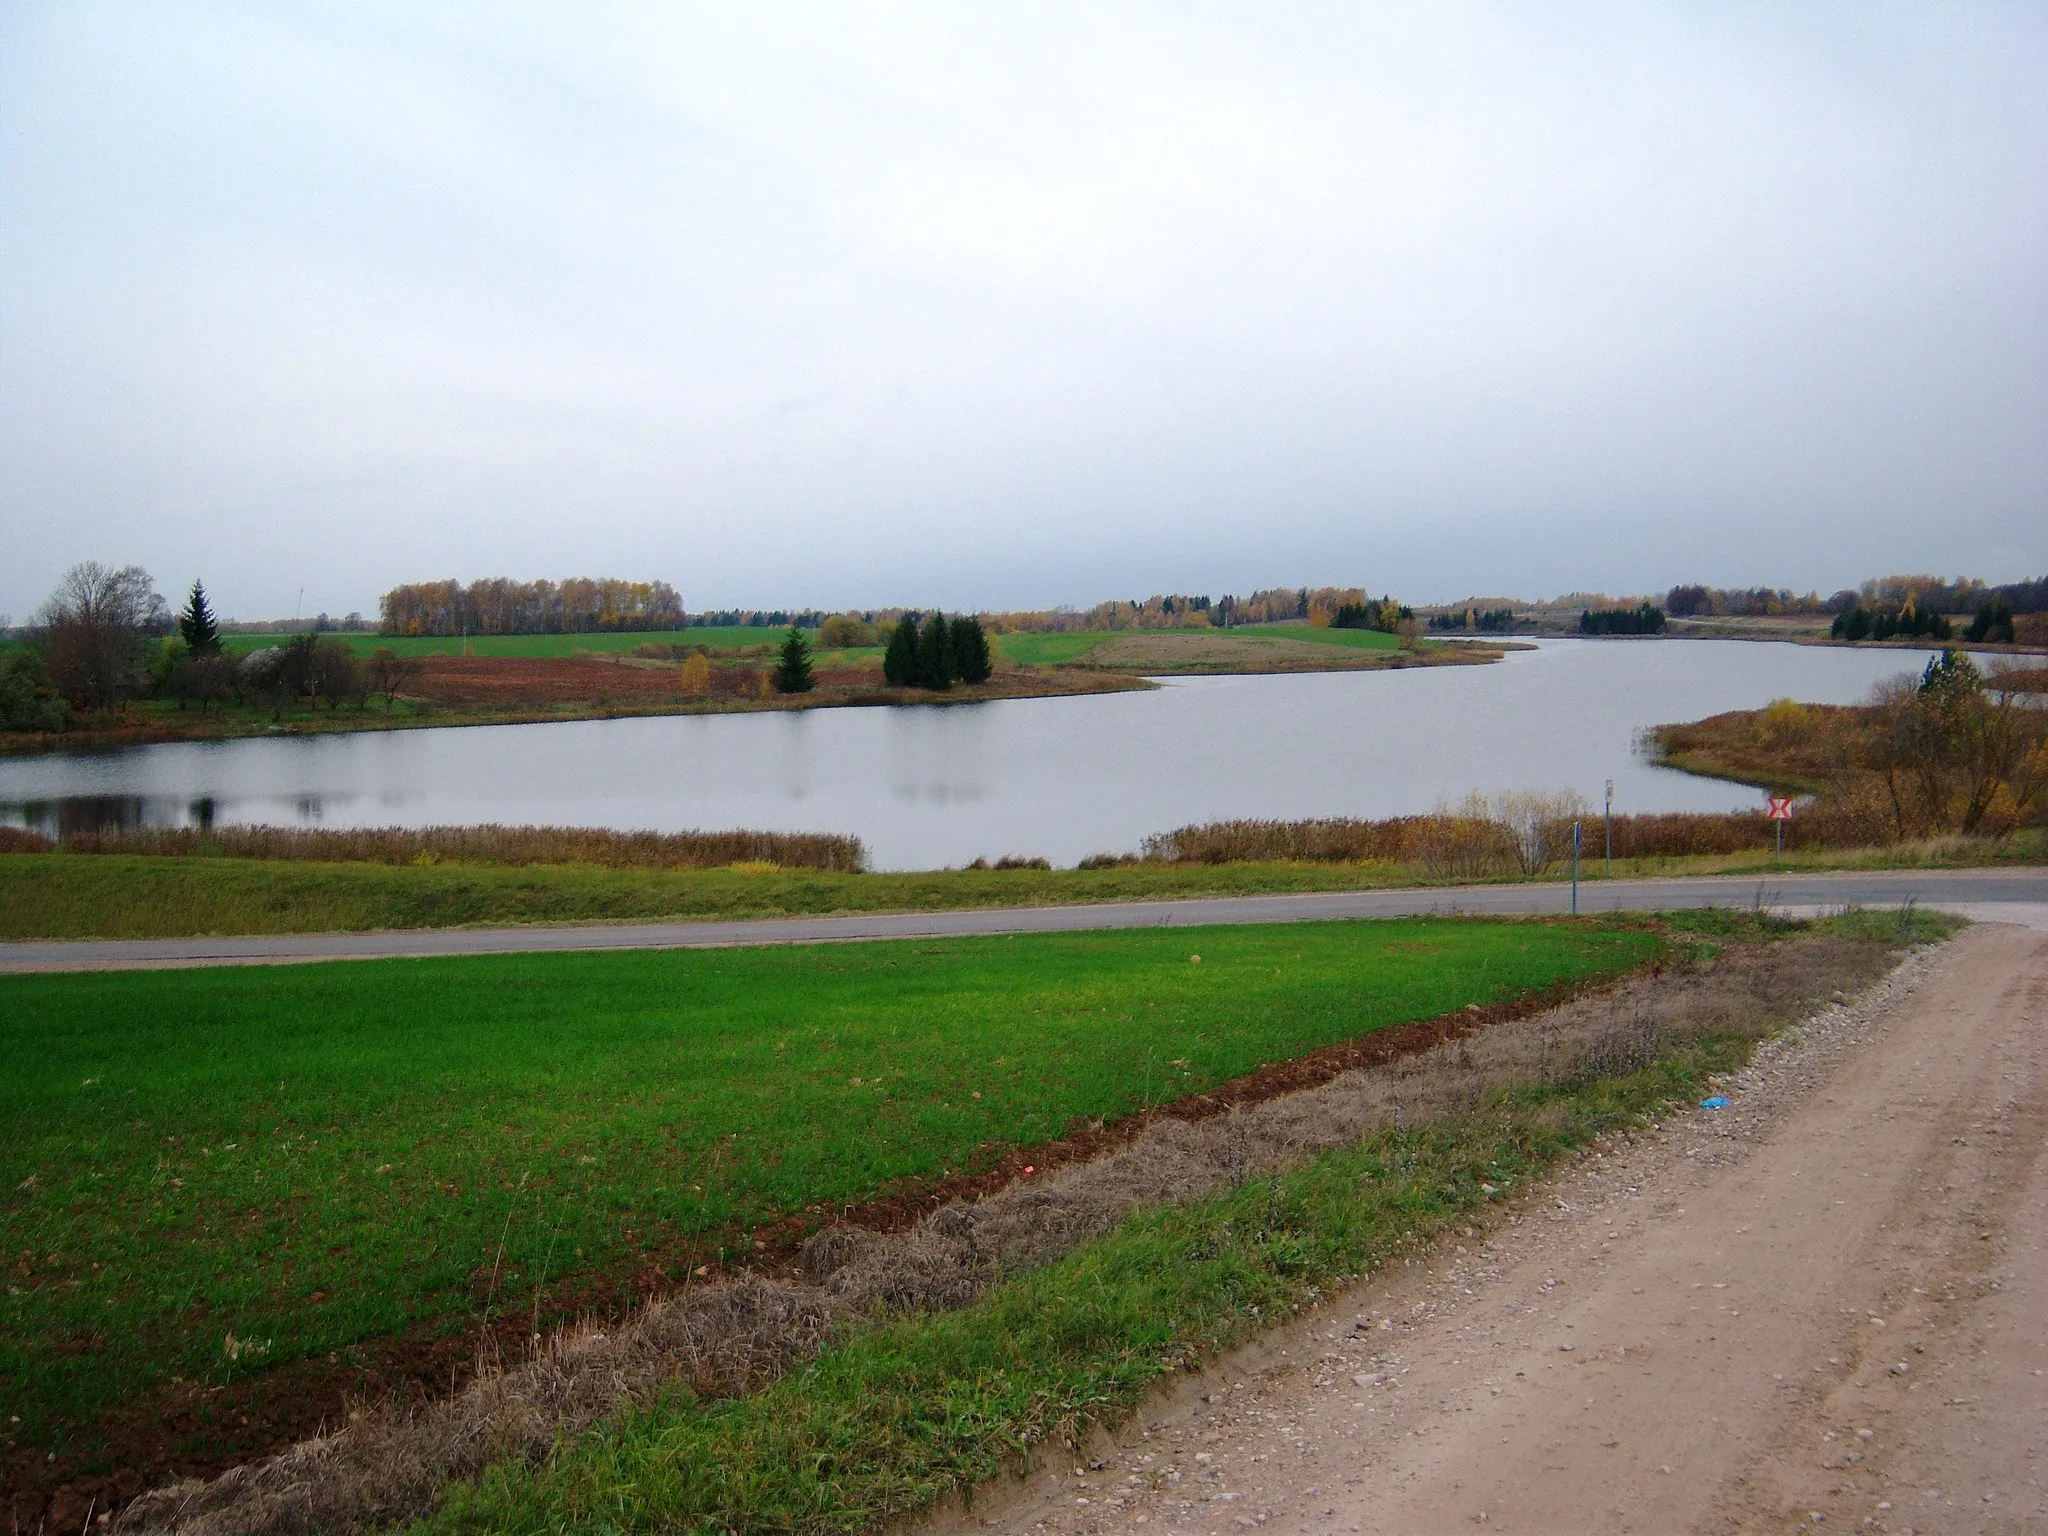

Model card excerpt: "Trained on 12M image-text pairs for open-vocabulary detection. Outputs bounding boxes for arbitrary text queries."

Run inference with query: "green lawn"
[0,918,1660,1455]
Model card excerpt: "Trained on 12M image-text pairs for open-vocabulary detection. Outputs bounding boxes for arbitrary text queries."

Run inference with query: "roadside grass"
[0,856,1414,940]
[3,832,2037,943]
[0,918,1659,1458]
[409,918,1944,1536]
[418,1079,1704,1535]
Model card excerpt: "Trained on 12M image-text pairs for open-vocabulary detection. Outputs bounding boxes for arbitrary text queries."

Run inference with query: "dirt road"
[940,924,2047,1536]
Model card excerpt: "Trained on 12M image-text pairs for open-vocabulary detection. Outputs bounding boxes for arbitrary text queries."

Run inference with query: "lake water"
[0,639,1946,869]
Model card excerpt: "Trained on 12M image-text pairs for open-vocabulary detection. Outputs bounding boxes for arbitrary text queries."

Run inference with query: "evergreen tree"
[950,614,992,684]
[916,608,954,689]
[883,614,919,686]
[773,625,814,693]
[179,580,222,655]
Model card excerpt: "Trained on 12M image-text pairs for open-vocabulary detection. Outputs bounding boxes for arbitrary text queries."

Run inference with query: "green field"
[990,631,1114,665]
[1230,623,1401,649]
[1,918,1659,1455]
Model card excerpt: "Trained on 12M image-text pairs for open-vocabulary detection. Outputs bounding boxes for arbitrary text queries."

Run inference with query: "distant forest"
[360,572,2047,644]
[379,578,684,636]
[1662,574,2048,619]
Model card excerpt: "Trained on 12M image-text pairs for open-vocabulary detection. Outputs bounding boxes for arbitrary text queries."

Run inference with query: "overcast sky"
[3,3,2044,621]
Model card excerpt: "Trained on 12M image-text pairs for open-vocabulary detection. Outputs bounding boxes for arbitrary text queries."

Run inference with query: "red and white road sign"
[1767,796,1795,820]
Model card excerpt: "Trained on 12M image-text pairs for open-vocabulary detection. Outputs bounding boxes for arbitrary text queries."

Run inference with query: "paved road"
[2,868,2043,973]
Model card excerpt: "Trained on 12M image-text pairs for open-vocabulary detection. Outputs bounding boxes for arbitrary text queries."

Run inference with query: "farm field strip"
[0,918,1659,1469]
[221,628,851,659]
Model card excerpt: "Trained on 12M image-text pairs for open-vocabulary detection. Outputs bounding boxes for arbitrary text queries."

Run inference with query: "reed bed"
[1139,805,1888,873]
[4,822,867,872]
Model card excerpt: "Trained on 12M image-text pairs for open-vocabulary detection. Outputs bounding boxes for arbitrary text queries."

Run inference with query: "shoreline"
[0,641,1506,758]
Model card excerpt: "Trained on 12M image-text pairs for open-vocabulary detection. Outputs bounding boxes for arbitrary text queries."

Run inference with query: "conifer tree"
[773,625,814,693]
[883,614,919,686]
[916,608,953,689]
[179,579,222,655]
[950,614,992,684]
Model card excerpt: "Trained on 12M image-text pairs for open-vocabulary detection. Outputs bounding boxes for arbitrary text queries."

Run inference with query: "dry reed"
[16,823,867,873]
[1141,804,1893,872]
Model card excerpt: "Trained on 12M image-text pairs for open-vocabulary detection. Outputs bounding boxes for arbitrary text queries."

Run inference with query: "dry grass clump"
[0,825,54,854]
[18,823,868,873]
[114,927,1904,1536]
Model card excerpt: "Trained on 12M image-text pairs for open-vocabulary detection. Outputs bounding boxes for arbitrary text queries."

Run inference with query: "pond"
[0,639,1948,870]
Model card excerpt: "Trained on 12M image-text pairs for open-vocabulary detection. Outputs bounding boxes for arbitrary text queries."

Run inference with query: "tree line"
[379,577,683,636]
[1428,606,1515,632]
[1579,602,1667,635]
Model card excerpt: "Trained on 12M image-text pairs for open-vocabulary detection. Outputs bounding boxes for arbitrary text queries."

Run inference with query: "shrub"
[677,651,713,695]
[0,648,70,731]
[818,614,875,648]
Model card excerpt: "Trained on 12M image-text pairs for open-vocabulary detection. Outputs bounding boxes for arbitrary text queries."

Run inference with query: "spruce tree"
[773,625,814,693]
[916,608,953,689]
[883,614,919,686]
[950,614,992,684]
[179,579,222,655]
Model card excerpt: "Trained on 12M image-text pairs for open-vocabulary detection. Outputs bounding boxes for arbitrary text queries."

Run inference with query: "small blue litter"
[1699,1095,1731,1109]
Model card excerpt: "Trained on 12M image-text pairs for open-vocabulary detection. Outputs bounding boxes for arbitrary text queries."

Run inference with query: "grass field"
[988,627,1404,668]
[415,1043,1751,1536]
[0,918,1660,1461]
[991,632,1114,665]
[1229,623,1401,649]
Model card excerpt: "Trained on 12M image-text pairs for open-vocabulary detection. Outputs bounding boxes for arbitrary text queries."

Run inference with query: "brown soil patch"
[6,965,1632,1532]
[407,654,711,705]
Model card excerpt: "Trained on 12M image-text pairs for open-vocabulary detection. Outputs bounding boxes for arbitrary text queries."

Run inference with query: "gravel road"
[931,923,2047,1536]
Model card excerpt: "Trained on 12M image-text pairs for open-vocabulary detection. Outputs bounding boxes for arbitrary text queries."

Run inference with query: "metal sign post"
[1571,820,1581,913]
[1767,795,1795,862]
[1604,778,1613,877]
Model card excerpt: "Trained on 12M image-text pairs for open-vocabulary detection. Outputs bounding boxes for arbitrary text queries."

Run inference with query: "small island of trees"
[883,611,993,690]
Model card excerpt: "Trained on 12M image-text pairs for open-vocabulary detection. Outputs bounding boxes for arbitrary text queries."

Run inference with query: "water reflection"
[0,640,1947,869]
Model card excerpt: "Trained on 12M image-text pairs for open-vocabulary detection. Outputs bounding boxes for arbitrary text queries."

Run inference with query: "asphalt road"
[3,868,2044,973]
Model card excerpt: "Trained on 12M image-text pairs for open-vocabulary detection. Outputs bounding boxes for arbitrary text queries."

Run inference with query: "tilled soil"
[932,924,2046,1536]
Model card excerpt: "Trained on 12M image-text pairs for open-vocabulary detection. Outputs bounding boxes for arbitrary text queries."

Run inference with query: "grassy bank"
[2,831,2039,943]
[394,911,1945,1536]
[0,918,1658,1465]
